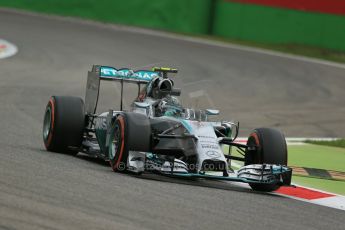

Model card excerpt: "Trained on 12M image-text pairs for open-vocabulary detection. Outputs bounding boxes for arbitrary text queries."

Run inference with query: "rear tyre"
[109,113,151,172]
[245,128,287,192]
[43,96,85,154]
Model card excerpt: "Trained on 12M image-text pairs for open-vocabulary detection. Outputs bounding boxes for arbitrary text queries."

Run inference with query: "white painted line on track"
[1,8,345,69]
[311,195,345,210]
[223,179,345,210]
[0,39,18,59]
[284,137,341,142]
[274,185,345,211]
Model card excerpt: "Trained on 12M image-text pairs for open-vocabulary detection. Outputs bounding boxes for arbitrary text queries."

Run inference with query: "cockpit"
[132,67,214,121]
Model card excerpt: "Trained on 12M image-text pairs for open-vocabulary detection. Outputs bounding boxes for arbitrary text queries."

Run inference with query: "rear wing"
[100,66,159,83]
[85,65,160,114]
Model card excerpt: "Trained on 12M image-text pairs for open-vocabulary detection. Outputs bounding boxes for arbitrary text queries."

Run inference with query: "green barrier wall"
[0,0,212,34]
[212,1,345,51]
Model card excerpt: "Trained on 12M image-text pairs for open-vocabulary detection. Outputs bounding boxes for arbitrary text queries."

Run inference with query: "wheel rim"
[43,107,52,140]
[110,124,121,159]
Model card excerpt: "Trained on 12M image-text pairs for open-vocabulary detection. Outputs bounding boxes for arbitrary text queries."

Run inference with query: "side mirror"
[171,88,181,96]
[206,109,219,115]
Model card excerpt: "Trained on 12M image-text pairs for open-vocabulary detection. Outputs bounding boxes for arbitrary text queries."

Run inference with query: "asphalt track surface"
[0,9,344,230]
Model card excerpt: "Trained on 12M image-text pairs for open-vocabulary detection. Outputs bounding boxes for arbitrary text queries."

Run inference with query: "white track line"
[311,195,345,210]
[0,39,18,59]
[274,185,345,211]
[224,180,345,210]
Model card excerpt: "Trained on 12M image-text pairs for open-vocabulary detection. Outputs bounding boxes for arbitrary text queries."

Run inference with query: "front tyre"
[245,128,287,192]
[43,96,85,154]
[109,113,151,172]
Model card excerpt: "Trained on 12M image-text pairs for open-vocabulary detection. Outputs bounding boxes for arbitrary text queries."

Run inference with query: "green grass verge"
[305,139,345,149]
[227,144,345,172]
[289,144,345,195]
[288,144,345,172]
[292,175,345,196]
[1,1,345,64]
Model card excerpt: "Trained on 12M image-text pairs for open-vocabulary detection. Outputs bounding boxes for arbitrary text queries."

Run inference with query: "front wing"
[156,164,292,186]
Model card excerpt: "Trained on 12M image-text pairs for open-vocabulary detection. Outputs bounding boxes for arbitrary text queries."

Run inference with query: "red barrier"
[226,0,345,16]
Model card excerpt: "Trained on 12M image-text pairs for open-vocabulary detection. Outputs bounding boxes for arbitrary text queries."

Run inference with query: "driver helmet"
[147,76,174,99]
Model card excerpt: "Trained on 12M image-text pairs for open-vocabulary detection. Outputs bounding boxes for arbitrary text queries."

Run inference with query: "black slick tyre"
[109,112,151,172]
[43,96,85,154]
[245,128,287,192]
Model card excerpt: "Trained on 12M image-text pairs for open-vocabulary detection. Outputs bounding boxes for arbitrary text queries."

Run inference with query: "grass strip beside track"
[292,176,345,196]
[290,166,345,181]
[288,144,345,172]
[305,139,345,148]
[288,144,345,195]
[228,144,345,172]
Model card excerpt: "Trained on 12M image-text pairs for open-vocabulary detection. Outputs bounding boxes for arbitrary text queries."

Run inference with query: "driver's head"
[149,77,174,99]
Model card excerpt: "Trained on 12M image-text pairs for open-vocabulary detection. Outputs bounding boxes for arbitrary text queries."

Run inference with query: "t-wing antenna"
[152,67,178,78]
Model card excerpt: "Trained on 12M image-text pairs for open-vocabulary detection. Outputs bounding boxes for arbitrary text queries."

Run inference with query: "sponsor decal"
[200,140,219,144]
[190,121,209,128]
[94,117,107,130]
[205,150,221,158]
[100,67,159,81]
[199,135,218,144]
[198,135,215,139]
[201,143,219,150]
[196,122,207,127]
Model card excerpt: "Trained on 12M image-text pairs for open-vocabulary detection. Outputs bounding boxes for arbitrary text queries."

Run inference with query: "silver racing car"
[43,65,292,192]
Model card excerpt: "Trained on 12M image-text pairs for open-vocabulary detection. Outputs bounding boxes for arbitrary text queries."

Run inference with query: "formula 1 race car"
[43,65,292,192]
